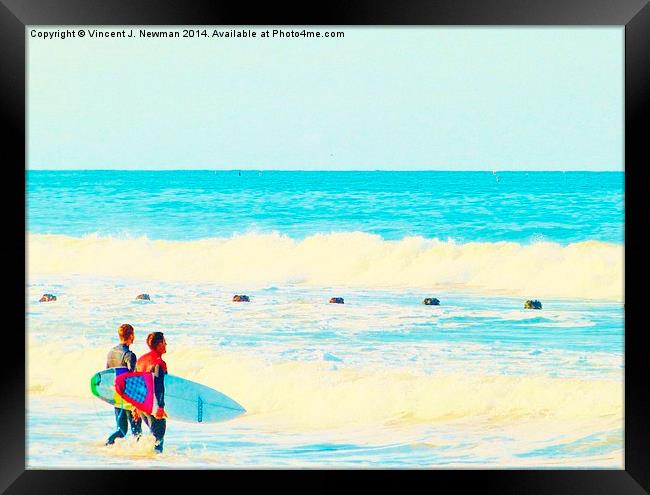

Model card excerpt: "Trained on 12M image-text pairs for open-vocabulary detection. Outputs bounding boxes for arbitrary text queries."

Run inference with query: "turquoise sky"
[27,27,623,171]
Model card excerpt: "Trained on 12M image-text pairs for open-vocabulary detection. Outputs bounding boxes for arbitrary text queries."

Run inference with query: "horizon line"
[26,168,624,172]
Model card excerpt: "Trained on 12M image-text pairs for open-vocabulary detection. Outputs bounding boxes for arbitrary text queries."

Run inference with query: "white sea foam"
[27,232,624,301]
[28,341,622,432]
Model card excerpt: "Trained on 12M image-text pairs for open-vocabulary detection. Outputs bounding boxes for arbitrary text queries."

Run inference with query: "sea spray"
[28,342,622,431]
[28,232,623,300]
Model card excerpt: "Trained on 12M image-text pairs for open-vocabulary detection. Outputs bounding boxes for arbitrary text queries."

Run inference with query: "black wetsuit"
[136,351,167,453]
[105,344,142,444]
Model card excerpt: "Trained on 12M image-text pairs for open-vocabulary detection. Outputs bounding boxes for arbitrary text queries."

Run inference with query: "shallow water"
[28,396,622,468]
[26,171,624,468]
[27,280,623,468]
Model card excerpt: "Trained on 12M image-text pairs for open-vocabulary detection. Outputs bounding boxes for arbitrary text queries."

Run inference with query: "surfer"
[135,332,168,453]
[105,324,142,445]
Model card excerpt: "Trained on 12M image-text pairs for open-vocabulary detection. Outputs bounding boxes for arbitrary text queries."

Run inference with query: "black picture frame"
[3,0,648,493]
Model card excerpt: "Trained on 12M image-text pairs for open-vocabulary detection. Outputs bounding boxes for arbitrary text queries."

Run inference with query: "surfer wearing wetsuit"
[105,324,142,445]
[136,331,168,453]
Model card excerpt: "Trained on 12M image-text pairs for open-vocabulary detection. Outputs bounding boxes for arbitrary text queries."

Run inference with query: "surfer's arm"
[125,351,137,372]
[153,363,165,410]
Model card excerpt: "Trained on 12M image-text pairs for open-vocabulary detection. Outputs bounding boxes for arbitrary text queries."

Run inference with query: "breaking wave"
[28,342,622,431]
[27,232,623,300]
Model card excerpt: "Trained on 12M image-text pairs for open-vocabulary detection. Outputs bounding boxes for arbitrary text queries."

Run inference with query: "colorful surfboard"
[115,371,157,414]
[90,368,246,423]
[90,367,134,410]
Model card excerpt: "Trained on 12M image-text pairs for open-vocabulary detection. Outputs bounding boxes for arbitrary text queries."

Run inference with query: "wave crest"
[27,232,623,300]
[28,342,622,430]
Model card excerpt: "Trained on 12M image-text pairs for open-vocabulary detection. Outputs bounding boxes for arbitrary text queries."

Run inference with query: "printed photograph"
[26,26,624,468]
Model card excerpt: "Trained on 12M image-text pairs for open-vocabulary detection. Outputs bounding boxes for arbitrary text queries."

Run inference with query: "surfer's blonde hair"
[117,323,134,341]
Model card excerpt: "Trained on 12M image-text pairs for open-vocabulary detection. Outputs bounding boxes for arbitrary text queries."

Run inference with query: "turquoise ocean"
[26,171,624,468]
